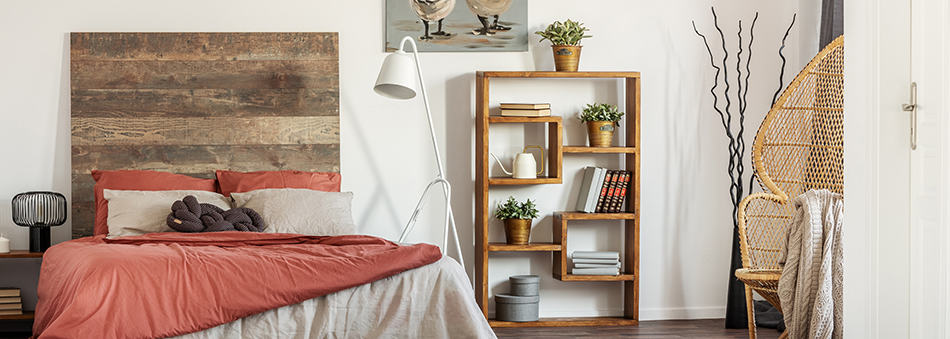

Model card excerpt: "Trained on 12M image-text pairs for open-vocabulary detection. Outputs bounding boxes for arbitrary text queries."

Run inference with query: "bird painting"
[464,0,514,36]
[410,0,456,40]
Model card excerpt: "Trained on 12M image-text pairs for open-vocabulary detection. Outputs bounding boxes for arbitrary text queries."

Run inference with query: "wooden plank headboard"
[70,32,340,238]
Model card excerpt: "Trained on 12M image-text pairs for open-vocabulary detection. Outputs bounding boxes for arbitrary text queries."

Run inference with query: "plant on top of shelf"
[535,19,591,72]
[579,103,625,147]
[494,196,539,245]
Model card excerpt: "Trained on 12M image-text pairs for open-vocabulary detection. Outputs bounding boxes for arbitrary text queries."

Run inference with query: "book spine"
[607,171,619,213]
[609,171,626,212]
[575,167,595,212]
[610,171,627,213]
[616,171,631,212]
[600,170,619,213]
[594,170,614,213]
[587,168,605,212]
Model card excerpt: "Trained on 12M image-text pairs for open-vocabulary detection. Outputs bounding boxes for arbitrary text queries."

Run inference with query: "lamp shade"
[374,51,418,100]
[12,191,66,253]
[12,191,66,227]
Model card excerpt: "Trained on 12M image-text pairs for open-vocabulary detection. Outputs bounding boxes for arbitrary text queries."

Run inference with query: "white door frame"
[846,0,950,337]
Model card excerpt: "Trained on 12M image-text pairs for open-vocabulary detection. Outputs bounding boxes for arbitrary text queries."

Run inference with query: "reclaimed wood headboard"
[70,32,340,238]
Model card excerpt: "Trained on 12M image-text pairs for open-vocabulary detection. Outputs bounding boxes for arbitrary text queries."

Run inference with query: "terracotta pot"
[552,45,582,72]
[504,218,532,245]
[586,121,616,147]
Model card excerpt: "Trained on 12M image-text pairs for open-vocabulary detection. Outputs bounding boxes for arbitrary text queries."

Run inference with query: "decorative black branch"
[693,9,794,226]
[693,9,797,328]
[772,13,797,106]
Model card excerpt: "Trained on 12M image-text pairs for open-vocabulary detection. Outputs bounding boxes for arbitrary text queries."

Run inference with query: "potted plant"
[535,19,591,72]
[579,103,625,147]
[494,196,540,245]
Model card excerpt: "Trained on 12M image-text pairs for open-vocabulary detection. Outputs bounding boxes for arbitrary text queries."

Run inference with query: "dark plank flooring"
[494,319,781,338]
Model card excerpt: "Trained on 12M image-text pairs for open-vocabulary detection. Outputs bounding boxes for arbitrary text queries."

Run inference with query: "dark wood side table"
[0,251,42,337]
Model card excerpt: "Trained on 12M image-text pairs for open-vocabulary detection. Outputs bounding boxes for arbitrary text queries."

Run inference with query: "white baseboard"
[638,306,726,320]
[489,306,726,321]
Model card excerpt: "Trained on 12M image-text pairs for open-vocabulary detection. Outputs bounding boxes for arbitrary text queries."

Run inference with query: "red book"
[599,170,620,213]
[594,170,615,213]
[613,171,631,212]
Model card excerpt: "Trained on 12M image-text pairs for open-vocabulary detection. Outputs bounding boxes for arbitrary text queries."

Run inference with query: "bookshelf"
[474,71,640,327]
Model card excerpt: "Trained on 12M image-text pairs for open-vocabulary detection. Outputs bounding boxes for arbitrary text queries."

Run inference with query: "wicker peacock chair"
[735,35,844,339]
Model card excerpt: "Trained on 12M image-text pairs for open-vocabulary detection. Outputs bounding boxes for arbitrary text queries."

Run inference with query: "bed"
[33,32,494,338]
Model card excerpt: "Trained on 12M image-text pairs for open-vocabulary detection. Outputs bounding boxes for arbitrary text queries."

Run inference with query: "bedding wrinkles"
[32,232,441,339]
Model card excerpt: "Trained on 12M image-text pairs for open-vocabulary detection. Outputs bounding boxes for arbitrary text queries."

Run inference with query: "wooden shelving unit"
[475,71,641,327]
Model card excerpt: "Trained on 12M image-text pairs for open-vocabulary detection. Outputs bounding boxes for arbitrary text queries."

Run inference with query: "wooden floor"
[494,319,781,339]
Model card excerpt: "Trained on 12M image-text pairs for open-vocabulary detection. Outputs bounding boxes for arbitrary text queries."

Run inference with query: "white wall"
[0,0,815,319]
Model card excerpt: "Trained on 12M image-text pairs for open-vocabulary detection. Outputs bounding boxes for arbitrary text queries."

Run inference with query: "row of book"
[0,287,22,315]
[571,251,621,276]
[575,167,632,213]
[499,103,551,117]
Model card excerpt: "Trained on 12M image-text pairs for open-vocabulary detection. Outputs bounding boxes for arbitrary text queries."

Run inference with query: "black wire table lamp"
[12,191,67,252]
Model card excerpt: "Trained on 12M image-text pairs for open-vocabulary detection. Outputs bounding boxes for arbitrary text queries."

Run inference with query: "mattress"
[173,256,496,339]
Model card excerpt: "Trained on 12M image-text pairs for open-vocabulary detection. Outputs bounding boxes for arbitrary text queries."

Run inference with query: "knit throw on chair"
[779,189,844,339]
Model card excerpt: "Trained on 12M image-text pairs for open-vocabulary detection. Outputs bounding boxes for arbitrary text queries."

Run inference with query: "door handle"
[902,82,918,150]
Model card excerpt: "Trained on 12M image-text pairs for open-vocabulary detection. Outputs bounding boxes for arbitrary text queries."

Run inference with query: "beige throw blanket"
[779,189,844,339]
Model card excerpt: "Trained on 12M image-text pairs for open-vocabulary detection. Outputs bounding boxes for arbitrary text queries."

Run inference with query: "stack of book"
[499,103,551,117]
[575,166,633,213]
[571,251,621,276]
[0,288,22,315]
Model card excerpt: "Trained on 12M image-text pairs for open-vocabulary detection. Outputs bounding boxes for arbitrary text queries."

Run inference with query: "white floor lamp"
[374,36,464,268]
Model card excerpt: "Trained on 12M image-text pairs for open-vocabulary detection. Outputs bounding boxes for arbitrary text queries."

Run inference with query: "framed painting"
[385,0,528,52]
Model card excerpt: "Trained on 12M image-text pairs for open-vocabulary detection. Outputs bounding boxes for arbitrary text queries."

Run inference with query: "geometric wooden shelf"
[0,251,44,259]
[563,146,638,154]
[557,212,636,220]
[479,71,641,79]
[489,316,639,328]
[475,70,640,328]
[488,177,562,186]
[556,274,635,282]
[488,116,561,124]
[488,242,562,252]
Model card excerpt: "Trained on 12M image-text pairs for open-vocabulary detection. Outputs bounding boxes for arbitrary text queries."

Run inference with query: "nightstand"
[0,251,42,337]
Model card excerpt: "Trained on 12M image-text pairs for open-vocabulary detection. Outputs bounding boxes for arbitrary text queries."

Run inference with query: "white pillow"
[230,188,356,236]
[104,189,232,238]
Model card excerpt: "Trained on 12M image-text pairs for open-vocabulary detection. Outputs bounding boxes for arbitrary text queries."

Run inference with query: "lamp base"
[29,228,51,253]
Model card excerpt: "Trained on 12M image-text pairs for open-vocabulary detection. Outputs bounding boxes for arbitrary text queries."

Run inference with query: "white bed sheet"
[172,256,496,339]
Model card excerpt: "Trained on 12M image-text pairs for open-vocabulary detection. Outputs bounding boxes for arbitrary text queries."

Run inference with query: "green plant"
[493,196,540,220]
[579,103,625,124]
[535,19,591,46]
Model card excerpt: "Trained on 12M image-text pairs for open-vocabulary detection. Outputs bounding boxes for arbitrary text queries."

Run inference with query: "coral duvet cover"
[32,232,443,339]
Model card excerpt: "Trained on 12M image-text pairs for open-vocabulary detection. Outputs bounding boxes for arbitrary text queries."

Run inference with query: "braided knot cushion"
[167,195,265,232]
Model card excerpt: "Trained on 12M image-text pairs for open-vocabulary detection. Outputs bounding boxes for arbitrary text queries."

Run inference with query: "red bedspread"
[32,232,441,339]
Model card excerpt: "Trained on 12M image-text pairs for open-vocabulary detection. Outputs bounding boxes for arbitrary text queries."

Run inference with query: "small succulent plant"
[579,103,625,124]
[494,197,540,220]
[535,19,591,46]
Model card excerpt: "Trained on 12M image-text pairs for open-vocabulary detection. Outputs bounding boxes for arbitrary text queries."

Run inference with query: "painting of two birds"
[386,0,528,52]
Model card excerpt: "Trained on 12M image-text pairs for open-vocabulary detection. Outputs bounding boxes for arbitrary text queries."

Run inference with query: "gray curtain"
[820,0,844,47]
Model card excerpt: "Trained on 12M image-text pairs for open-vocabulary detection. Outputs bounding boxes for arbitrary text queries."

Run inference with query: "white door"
[845,0,950,337]
[908,0,950,337]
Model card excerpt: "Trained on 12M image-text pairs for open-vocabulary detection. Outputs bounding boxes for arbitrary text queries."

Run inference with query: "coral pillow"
[91,170,217,236]
[215,170,341,196]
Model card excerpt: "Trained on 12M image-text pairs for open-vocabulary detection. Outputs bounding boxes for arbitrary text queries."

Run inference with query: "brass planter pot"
[586,121,616,147]
[504,218,532,245]
[552,45,582,72]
